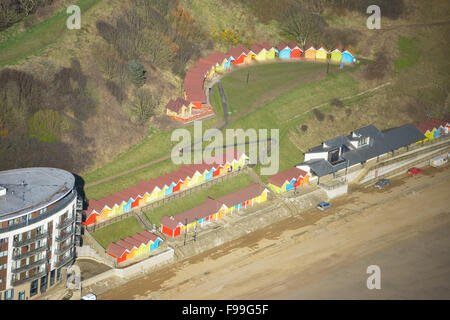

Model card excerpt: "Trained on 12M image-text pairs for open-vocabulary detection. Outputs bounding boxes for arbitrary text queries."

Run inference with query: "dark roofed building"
[297,124,426,178]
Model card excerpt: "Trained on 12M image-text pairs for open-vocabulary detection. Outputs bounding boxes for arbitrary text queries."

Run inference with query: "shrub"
[313,109,325,121]
[300,124,308,132]
[331,98,344,108]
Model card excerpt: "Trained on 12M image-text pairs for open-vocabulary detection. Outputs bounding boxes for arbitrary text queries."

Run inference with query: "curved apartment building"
[0,167,81,300]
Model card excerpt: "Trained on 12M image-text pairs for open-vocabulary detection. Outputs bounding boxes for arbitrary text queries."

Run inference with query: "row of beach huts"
[165,40,357,122]
[95,126,448,263]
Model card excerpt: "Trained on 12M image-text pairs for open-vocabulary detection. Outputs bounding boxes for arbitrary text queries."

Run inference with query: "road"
[98,165,450,300]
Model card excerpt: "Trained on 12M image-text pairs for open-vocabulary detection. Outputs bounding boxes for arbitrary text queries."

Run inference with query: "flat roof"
[0,167,75,219]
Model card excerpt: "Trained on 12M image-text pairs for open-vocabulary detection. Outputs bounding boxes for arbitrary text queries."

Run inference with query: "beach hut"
[304,43,316,60]
[227,46,247,65]
[288,41,302,58]
[330,45,343,63]
[276,41,291,59]
[261,42,276,60]
[341,47,355,64]
[315,44,328,61]
[239,45,254,64]
[250,43,267,62]
[267,167,309,193]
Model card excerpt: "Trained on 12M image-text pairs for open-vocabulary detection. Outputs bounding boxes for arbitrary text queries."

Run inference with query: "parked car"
[407,167,422,176]
[430,155,448,168]
[317,202,332,211]
[81,293,97,300]
[374,178,390,189]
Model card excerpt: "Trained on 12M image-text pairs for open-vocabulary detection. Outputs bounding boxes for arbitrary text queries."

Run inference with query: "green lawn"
[144,173,254,227]
[220,63,360,175]
[90,216,144,248]
[394,37,421,71]
[0,0,101,68]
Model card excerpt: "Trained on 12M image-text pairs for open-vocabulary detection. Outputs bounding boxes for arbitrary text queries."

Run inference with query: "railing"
[11,270,47,287]
[0,190,77,234]
[11,259,47,274]
[12,245,49,261]
[57,215,75,230]
[13,231,50,247]
[55,242,74,256]
[55,253,75,268]
[55,228,75,242]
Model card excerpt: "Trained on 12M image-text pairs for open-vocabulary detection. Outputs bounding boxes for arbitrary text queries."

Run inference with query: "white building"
[0,168,81,300]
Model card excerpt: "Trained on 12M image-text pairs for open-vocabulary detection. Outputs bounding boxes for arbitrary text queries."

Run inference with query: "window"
[0,250,7,258]
[18,291,25,300]
[30,279,38,297]
[50,270,55,286]
[0,237,7,244]
[40,274,48,294]
[4,289,14,300]
[359,136,369,147]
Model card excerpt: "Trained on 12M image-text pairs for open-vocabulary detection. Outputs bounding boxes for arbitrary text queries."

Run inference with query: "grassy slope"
[91,216,144,248]
[219,62,360,176]
[0,0,101,68]
[144,173,254,227]
[85,61,361,198]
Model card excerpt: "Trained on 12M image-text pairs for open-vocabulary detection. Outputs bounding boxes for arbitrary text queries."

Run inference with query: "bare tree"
[279,9,326,47]
[130,87,160,124]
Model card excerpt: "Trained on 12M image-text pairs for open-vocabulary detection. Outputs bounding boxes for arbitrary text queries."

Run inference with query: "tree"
[128,60,146,88]
[130,87,159,124]
[279,7,327,47]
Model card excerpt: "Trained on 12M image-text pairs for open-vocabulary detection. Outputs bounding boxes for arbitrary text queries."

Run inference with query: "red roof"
[85,149,246,216]
[268,167,308,188]
[261,42,274,51]
[288,41,301,50]
[141,230,160,242]
[161,216,181,230]
[116,239,135,251]
[276,41,289,51]
[166,97,191,113]
[415,119,449,133]
[161,182,268,230]
[304,43,315,50]
[175,197,223,226]
[250,43,264,54]
[227,46,246,60]
[215,183,266,208]
[106,230,162,258]
[106,243,128,258]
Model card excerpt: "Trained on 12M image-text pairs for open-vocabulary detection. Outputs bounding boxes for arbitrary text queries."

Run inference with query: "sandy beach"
[99,166,450,300]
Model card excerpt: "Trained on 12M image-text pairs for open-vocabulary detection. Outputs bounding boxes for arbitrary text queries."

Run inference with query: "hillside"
[0,0,449,186]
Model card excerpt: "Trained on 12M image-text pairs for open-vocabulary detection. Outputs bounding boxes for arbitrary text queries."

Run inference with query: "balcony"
[11,270,47,287]
[56,216,75,230]
[55,242,74,256]
[0,190,77,234]
[55,228,75,242]
[11,258,48,274]
[13,231,50,247]
[12,245,49,261]
[55,253,75,268]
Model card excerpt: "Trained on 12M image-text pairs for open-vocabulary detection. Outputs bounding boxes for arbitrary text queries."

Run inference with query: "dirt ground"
[98,165,450,300]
